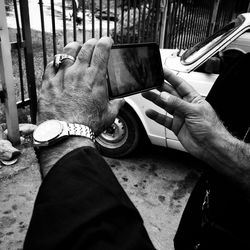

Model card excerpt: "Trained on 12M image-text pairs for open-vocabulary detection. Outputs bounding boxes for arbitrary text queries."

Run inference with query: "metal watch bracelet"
[67,123,95,142]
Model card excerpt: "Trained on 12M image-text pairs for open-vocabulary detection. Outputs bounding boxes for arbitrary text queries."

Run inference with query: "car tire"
[95,107,141,158]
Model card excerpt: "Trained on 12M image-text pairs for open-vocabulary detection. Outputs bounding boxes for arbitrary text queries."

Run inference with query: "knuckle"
[63,41,81,53]
[171,96,181,107]
[95,53,106,66]
[87,38,98,45]
[63,42,81,58]
[77,40,97,61]
[96,39,110,51]
[77,48,88,61]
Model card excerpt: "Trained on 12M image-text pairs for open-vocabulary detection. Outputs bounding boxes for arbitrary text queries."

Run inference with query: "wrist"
[201,124,242,171]
[37,137,95,178]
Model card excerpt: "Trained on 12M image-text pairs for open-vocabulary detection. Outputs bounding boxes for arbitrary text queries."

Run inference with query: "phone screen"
[107,43,164,99]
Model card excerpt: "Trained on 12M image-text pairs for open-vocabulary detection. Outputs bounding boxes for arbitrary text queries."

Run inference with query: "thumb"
[108,98,125,118]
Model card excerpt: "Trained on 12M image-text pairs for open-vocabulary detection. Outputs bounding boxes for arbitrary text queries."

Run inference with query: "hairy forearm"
[37,137,95,178]
[204,129,250,191]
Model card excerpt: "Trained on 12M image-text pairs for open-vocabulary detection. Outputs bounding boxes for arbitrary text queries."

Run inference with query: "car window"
[181,15,244,65]
[195,28,250,74]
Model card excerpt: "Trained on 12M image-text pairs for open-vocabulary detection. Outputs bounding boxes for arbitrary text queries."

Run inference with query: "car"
[95,13,250,158]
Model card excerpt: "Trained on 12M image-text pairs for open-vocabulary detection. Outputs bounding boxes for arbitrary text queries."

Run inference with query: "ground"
[0,139,202,250]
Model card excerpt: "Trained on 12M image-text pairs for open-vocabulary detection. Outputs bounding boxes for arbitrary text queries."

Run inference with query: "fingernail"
[160,92,170,100]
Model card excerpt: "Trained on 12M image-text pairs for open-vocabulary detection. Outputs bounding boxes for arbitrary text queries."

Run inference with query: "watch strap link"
[67,123,95,141]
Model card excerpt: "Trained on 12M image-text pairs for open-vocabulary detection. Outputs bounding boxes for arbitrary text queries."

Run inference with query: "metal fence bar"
[186,2,194,47]
[120,0,124,43]
[62,0,67,46]
[107,0,110,37]
[126,0,130,43]
[141,1,147,42]
[175,0,181,48]
[195,5,203,44]
[172,1,178,48]
[19,0,37,123]
[82,0,86,42]
[13,0,25,104]
[39,0,47,68]
[208,0,221,36]
[137,0,141,43]
[178,0,186,48]
[0,1,20,144]
[149,0,156,42]
[114,0,117,43]
[197,0,206,43]
[190,4,198,46]
[202,1,210,37]
[154,0,161,43]
[92,0,95,37]
[132,0,136,43]
[72,0,77,40]
[50,0,57,55]
[145,0,151,41]
[99,0,103,37]
[187,2,195,47]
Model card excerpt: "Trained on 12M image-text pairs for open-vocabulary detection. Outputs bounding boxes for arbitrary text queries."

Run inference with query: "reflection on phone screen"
[108,44,163,98]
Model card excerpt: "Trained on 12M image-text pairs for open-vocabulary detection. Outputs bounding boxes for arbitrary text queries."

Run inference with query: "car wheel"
[95,107,141,158]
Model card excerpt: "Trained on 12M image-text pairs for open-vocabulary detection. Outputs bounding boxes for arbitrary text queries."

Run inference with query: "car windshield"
[181,15,245,65]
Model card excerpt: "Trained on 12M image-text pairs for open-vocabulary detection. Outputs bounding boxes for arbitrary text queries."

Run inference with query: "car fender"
[124,94,167,147]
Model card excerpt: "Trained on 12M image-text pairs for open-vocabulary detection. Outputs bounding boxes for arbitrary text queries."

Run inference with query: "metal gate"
[3,0,250,129]
[6,0,162,125]
[37,0,162,68]
[4,0,37,125]
[163,0,250,49]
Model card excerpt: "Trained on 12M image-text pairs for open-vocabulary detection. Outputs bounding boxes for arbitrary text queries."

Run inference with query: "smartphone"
[107,42,164,99]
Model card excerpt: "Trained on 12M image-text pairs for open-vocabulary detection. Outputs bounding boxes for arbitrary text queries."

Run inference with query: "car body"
[96,13,250,158]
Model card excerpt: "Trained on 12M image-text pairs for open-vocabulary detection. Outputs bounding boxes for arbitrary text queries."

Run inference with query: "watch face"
[33,120,63,143]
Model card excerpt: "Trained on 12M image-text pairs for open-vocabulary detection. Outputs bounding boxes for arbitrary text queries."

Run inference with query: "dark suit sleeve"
[23,147,155,250]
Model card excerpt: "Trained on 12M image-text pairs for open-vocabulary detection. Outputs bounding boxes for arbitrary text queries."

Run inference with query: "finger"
[43,61,56,82]
[90,37,113,78]
[74,38,98,68]
[38,61,56,93]
[161,82,181,98]
[160,92,175,115]
[142,91,174,114]
[171,114,185,135]
[163,66,198,99]
[142,91,192,116]
[145,109,173,129]
[57,42,82,71]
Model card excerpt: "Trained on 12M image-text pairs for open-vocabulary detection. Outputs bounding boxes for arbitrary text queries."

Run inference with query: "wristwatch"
[33,120,95,147]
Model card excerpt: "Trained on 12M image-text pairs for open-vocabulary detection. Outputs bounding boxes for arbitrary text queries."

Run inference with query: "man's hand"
[37,37,124,177]
[142,67,229,160]
[38,37,124,135]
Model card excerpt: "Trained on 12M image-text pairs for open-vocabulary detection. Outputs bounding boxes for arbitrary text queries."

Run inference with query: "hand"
[37,37,124,135]
[142,67,229,160]
[37,37,124,178]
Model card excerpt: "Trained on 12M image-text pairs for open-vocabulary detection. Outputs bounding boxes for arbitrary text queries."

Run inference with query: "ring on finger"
[53,54,75,71]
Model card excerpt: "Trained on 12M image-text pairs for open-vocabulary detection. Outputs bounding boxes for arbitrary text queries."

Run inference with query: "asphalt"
[0,140,202,250]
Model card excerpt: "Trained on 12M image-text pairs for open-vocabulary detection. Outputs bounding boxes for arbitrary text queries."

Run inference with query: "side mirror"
[203,56,221,74]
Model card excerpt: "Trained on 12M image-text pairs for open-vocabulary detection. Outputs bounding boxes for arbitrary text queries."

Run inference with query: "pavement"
[0,139,202,250]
